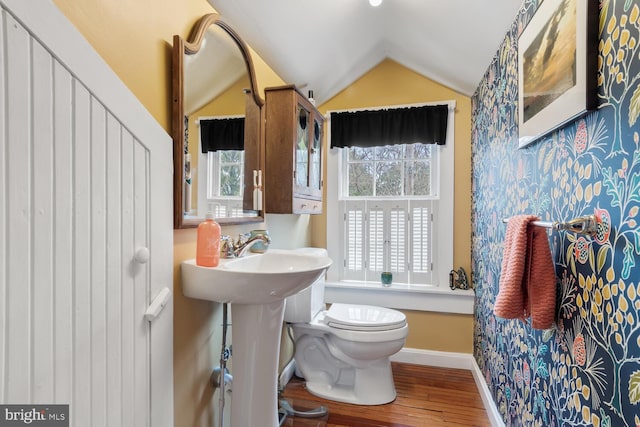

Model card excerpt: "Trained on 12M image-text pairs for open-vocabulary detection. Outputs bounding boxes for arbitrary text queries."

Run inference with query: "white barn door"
[0,1,173,426]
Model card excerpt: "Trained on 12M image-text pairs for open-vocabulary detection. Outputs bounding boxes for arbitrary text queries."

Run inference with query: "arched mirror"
[172,13,264,228]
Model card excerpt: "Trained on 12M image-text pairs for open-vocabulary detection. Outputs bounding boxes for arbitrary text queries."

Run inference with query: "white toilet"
[284,248,408,405]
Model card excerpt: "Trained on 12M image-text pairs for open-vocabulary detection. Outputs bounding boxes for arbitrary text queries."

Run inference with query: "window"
[198,150,245,218]
[344,144,436,197]
[195,116,248,218]
[340,144,437,285]
[341,143,438,284]
[326,102,456,304]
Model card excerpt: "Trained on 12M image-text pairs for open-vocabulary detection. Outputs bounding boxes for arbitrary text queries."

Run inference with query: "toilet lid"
[324,303,406,331]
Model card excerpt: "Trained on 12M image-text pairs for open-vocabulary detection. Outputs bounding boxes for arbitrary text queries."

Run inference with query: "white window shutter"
[387,202,409,283]
[368,205,385,273]
[410,200,433,284]
[389,205,406,273]
[344,200,366,280]
[213,204,226,218]
[230,204,244,217]
[340,199,434,285]
[367,201,409,283]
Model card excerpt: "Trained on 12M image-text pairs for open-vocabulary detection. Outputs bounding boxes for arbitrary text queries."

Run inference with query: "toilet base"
[306,381,396,405]
[303,360,397,405]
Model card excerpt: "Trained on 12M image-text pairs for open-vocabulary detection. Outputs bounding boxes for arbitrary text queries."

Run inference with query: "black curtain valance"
[200,117,245,152]
[330,104,448,148]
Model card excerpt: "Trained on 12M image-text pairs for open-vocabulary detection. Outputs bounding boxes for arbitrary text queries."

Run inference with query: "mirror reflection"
[173,14,263,228]
[185,58,248,219]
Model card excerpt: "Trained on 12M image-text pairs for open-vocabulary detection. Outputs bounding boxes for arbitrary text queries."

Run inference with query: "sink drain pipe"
[217,303,230,427]
[278,324,327,424]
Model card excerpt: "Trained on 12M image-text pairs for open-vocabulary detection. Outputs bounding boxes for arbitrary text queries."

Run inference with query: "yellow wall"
[316,59,474,353]
[53,0,284,133]
[53,0,212,131]
[403,311,473,353]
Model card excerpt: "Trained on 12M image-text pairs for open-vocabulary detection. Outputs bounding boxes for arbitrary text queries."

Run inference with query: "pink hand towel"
[494,215,557,329]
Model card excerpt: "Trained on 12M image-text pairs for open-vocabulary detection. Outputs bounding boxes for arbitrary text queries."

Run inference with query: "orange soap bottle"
[196,212,221,267]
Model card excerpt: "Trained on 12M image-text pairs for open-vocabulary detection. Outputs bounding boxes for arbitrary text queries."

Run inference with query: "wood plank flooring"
[280,362,491,427]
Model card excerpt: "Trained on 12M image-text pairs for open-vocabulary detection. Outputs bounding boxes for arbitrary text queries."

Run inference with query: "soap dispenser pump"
[196,208,221,267]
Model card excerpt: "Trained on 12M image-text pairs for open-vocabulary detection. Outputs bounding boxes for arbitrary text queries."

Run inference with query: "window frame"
[196,150,245,218]
[195,115,247,219]
[325,100,474,314]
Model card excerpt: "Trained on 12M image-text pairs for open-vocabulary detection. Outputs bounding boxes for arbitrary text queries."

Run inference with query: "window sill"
[324,281,475,314]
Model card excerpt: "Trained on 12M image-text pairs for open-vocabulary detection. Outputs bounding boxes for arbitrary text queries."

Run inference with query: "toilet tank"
[283,248,327,323]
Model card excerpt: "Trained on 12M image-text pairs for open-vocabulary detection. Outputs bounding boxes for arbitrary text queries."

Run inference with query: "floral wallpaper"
[471,0,640,426]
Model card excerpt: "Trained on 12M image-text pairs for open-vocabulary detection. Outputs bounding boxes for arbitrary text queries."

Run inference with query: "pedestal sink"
[181,249,332,427]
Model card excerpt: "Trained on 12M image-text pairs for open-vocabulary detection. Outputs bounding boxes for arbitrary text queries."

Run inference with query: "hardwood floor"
[280,362,491,427]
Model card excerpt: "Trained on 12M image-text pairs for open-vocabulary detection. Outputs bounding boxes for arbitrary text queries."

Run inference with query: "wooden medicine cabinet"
[264,85,324,214]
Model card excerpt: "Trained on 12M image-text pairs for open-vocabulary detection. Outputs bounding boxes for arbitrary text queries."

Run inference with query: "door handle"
[145,287,172,322]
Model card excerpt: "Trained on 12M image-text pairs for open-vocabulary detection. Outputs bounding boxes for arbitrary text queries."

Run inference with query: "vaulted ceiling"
[209,0,523,104]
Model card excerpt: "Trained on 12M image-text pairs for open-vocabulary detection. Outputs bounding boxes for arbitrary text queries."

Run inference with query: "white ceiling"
[209,0,523,104]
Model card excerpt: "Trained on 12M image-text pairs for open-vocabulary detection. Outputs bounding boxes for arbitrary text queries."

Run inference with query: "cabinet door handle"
[145,287,172,322]
[134,247,150,264]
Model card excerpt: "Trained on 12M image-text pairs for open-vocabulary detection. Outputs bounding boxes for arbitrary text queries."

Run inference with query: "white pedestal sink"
[181,249,332,427]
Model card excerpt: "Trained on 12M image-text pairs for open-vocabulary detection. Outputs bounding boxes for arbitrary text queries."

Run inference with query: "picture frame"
[517,0,598,148]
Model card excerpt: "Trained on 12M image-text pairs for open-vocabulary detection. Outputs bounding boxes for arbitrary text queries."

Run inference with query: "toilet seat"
[324,303,406,331]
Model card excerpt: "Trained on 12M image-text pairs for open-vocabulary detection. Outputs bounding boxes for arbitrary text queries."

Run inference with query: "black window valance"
[330,104,449,148]
[200,117,245,152]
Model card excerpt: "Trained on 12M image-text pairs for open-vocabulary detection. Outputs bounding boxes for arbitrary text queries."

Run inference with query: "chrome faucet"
[220,233,271,258]
[235,234,271,258]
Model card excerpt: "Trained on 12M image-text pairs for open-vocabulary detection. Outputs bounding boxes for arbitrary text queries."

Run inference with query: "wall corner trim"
[391,348,505,427]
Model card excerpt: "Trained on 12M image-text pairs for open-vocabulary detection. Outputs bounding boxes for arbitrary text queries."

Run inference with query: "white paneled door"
[0,1,173,426]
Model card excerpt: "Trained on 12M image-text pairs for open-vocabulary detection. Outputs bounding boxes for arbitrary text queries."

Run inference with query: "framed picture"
[518,0,598,148]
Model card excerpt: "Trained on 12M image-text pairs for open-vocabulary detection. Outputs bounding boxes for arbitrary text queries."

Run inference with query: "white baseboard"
[391,348,505,427]
[390,347,476,370]
[469,356,504,427]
